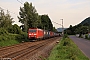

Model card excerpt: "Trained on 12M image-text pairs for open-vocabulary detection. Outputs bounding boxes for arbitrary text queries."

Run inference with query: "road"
[69,35,90,59]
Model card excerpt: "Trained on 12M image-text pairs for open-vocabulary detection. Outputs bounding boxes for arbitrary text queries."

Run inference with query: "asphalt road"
[69,35,90,59]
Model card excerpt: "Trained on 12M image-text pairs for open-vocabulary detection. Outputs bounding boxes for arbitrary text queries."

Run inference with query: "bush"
[0,27,28,46]
[15,32,29,42]
[0,33,18,47]
[85,34,88,39]
[7,24,22,34]
[63,34,68,39]
[0,28,8,35]
[63,40,69,46]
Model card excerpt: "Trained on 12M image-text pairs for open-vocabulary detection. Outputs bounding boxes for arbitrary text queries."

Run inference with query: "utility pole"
[60,19,64,36]
[52,19,64,36]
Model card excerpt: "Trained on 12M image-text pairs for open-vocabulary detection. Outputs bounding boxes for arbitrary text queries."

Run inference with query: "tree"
[66,25,73,35]
[37,15,42,28]
[53,27,57,32]
[18,2,40,32]
[41,15,53,31]
[7,24,22,34]
[18,2,56,32]
[0,10,13,28]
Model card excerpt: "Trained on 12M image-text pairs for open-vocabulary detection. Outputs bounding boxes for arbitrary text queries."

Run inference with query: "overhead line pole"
[52,21,62,26]
[60,19,64,36]
[52,20,64,36]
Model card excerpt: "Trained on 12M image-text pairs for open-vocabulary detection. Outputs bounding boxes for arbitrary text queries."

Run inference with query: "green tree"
[53,27,57,32]
[37,15,42,28]
[41,15,53,31]
[18,2,40,32]
[66,25,73,35]
[0,10,13,28]
[8,24,22,34]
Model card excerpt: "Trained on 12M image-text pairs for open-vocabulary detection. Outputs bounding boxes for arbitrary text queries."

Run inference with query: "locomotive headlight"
[29,34,31,35]
[34,34,36,35]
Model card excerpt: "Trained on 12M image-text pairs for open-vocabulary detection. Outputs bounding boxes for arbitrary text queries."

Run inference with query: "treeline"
[65,17,90,35]
[0,10,22,34]
[0,2,57,35]
[0,9,25,46]
[18,2,57,32]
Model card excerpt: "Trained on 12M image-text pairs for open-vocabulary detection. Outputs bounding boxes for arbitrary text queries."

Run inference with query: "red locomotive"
[28,28,44,39]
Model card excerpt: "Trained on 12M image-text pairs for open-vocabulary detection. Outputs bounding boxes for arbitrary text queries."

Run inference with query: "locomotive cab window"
[30,30,36,32]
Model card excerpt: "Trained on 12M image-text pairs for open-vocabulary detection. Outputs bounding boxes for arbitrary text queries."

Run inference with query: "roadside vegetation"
[48,34,89,60]
[76,34,90,41]
[84,34,90,40]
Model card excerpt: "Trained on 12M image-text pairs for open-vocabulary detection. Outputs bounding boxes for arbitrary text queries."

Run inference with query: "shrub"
[63,34,68,39]
[7,24,22,34]
[0,28,8,35]
[85,34,88,39]
[15,32,29,42]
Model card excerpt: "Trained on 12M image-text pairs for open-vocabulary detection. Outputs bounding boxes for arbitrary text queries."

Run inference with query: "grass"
[48,37,89,60]
[0,34,20,47]
[0,39,19,47]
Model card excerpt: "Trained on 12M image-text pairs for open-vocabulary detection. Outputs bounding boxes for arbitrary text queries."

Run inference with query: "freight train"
[28,28,60,40]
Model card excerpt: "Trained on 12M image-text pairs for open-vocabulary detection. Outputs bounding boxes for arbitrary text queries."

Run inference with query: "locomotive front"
[28,28,37,39]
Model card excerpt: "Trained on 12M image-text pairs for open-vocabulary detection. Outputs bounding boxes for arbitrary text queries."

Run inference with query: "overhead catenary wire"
[0,6,18,16]
[52,21,62,26]
[0,7,17,23]
[0,0,26,24]
[17,0,28,33]
[0,0,24,15]
[17,0,23,5]
[17,0,62,28]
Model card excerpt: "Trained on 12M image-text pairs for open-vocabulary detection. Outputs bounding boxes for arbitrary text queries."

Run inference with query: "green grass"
[48,37,89,60]
[0,34,20,47]
[0,32,29,47]
[0,39,19,47]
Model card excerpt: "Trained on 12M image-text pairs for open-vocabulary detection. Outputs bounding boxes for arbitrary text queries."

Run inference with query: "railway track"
[0,42,29,51]
[0,42,30,52]
[20,37,60,60]
[0,42,31,57]
[0,37,60,60]
[17,38,57,60]
[0,41,45,57]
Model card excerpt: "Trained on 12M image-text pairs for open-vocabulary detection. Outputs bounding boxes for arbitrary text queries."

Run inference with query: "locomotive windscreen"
[29,30,36,32]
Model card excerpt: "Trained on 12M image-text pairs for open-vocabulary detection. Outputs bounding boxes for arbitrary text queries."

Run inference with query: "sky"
[0,0,90,28]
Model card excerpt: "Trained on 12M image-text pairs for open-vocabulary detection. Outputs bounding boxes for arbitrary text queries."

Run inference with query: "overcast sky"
[0,0,90,28]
